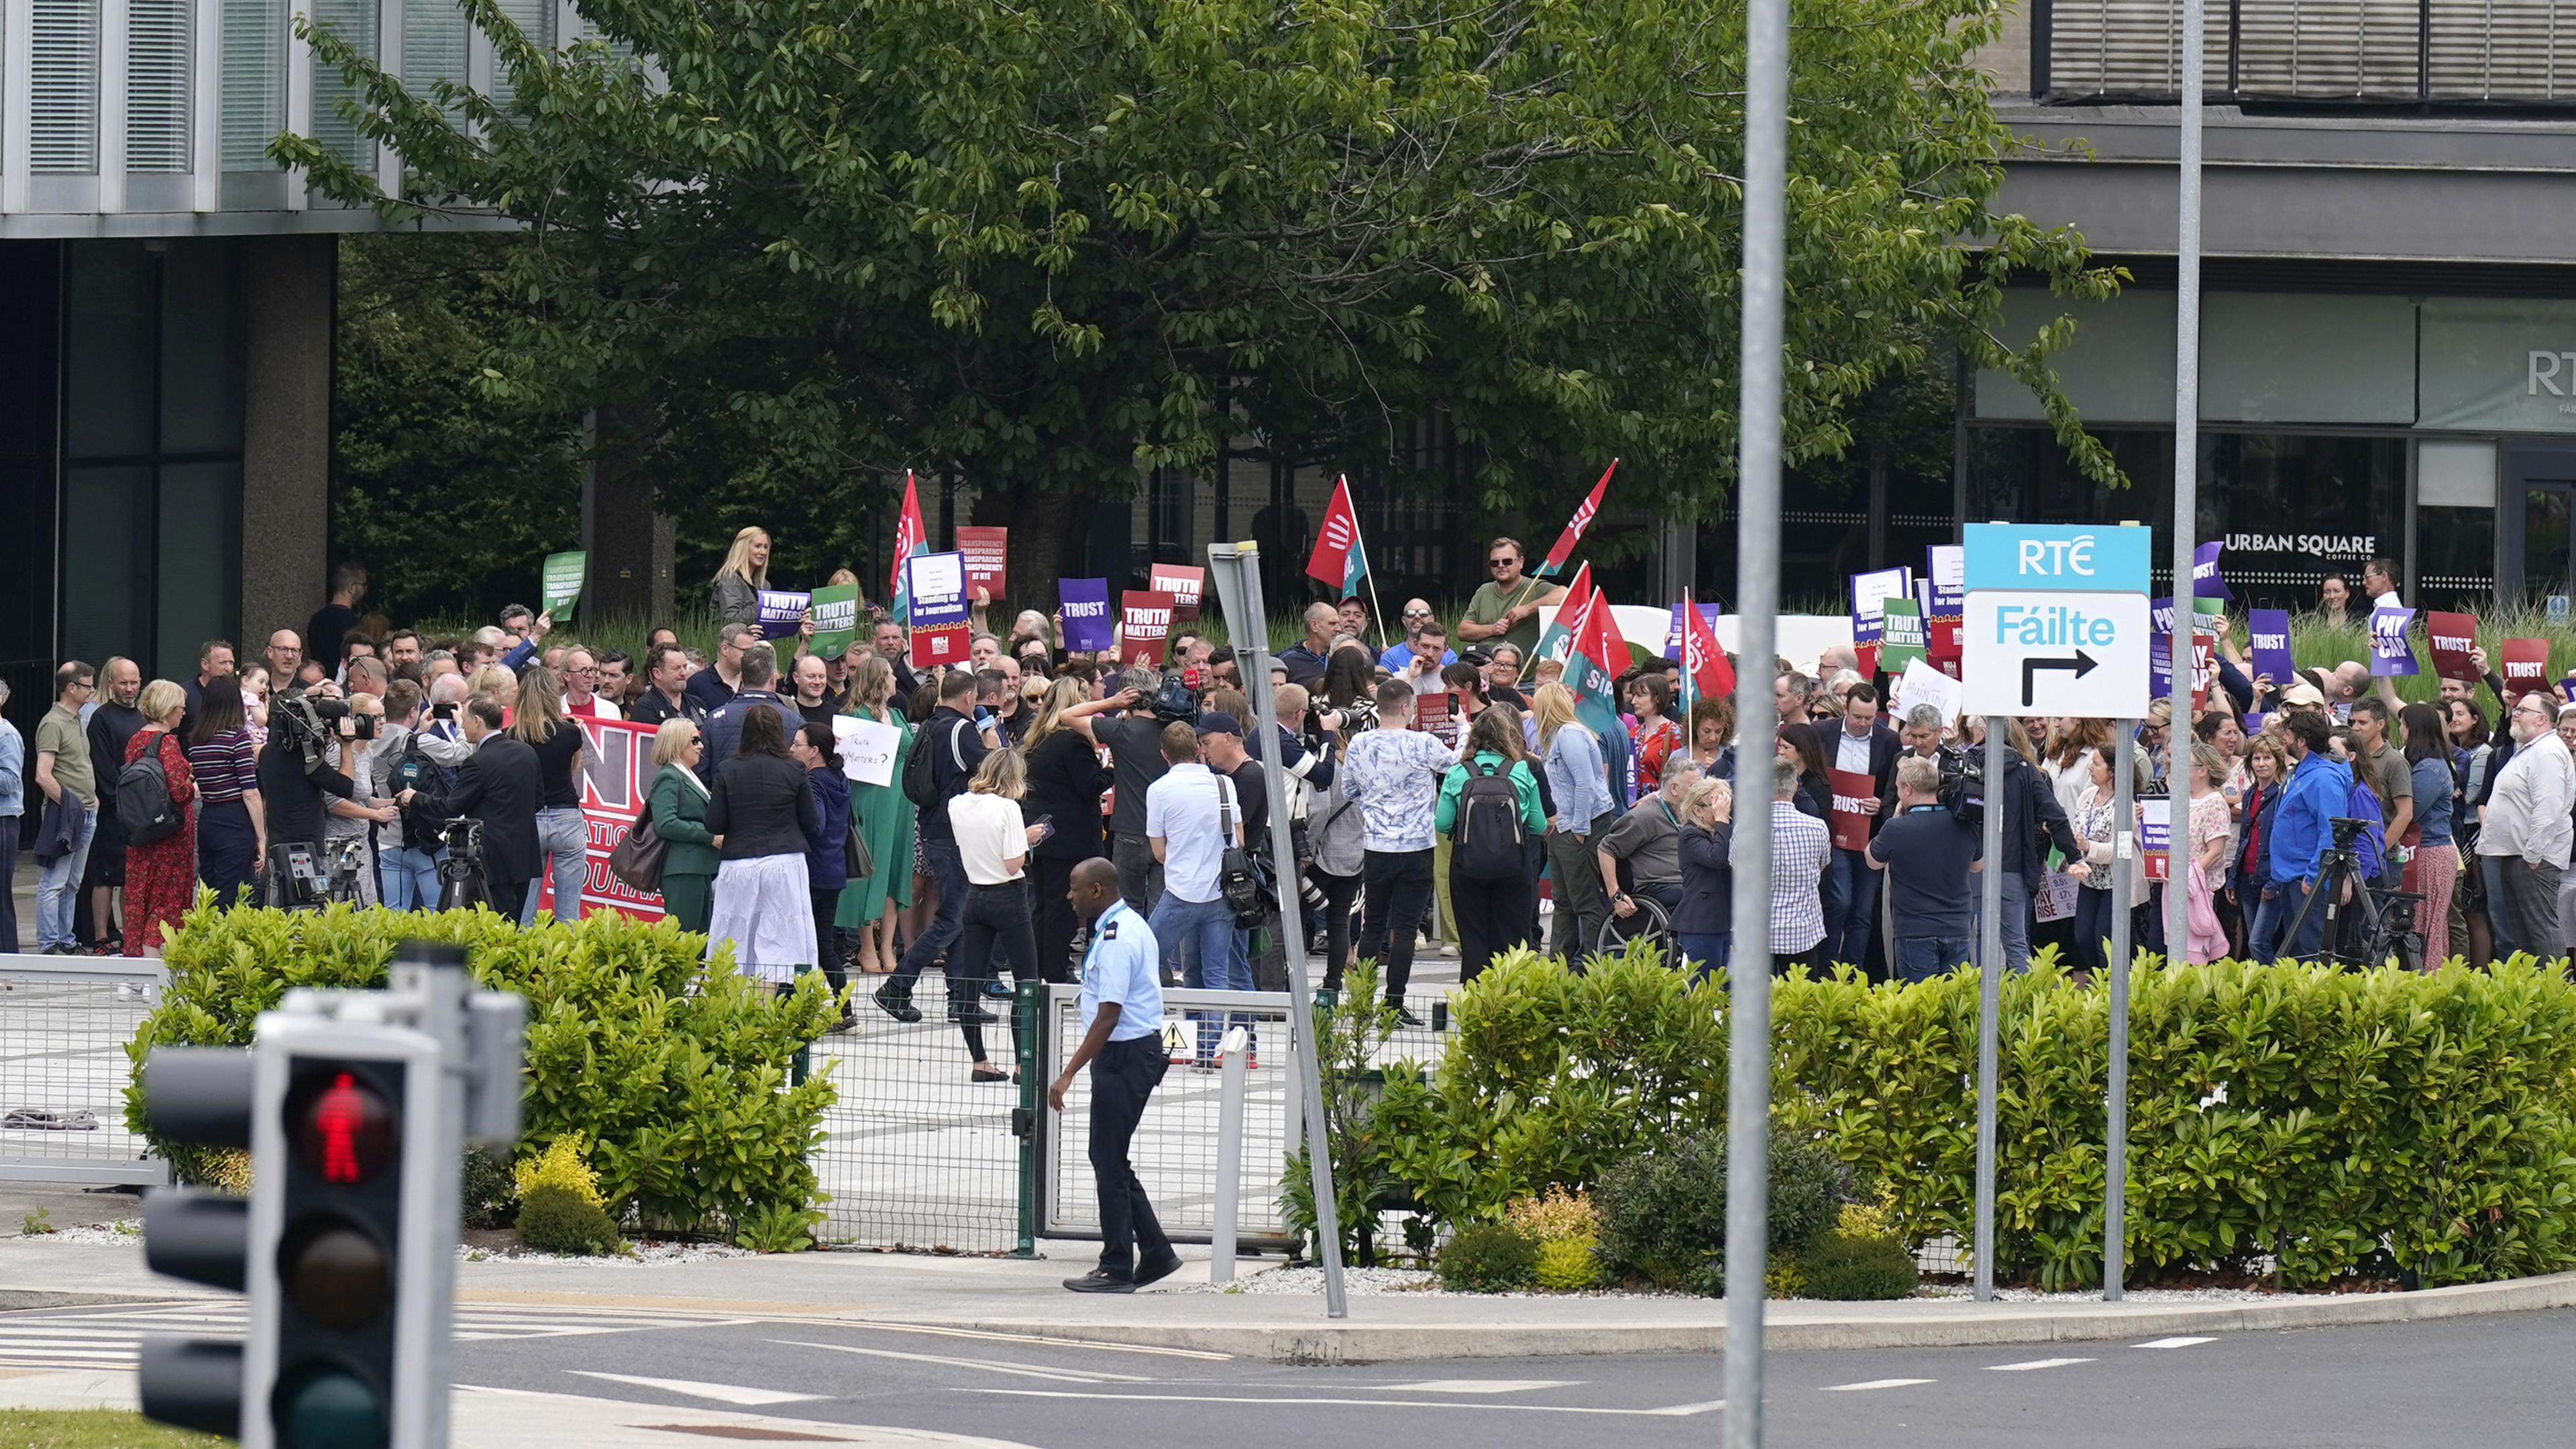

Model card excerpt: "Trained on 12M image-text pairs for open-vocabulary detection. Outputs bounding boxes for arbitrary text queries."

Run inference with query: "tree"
[286,0,2118,606]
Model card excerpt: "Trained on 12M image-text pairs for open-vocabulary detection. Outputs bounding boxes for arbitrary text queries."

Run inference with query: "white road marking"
[969,1389,1725,1417]
[1986,1358,2094,1372]
[769,1338,1148,1384]
[1821,1378,1935,1392]
[820,1320,1230,1360]
[2134,1336,2217,1349]
[1381,1380,1581,1395]
[566,1371,825,1407]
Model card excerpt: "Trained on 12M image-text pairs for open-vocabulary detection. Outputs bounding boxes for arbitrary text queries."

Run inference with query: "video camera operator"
[255,678,368,904]
[396,694,543,919]
[1100,665,1181,918]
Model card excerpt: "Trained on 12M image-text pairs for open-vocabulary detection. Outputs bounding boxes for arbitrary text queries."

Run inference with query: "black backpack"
[116,743,182,847]
[1453,757,1527,881]
[903,715,969,811]
[395,731,460,847]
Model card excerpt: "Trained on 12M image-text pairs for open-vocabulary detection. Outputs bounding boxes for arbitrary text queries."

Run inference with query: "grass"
[0,1411,229,1448]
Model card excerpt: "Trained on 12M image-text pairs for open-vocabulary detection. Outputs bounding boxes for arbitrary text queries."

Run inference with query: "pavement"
[7,1274,2576,1448]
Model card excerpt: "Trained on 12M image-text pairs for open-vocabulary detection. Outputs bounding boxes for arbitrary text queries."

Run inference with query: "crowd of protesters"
[2,537,2547,1041]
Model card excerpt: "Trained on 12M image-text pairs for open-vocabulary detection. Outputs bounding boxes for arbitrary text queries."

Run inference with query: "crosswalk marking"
[768,1339,1148,1385]
[0,1301,749,1371]
[1821,1378,1935,1392]
[1986,1358,2093,1371]
[2133,1336,2217,1349]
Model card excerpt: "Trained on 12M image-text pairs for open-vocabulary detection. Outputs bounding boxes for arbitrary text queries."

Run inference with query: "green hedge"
[1372,945,2576,1290]
[125,897,840,1248]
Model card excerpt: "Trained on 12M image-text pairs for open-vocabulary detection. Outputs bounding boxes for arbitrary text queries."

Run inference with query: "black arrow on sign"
[2021,649,2100,707]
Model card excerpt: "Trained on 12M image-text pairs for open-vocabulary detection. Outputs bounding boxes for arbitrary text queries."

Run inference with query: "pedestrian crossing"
[0,1301,753,1373]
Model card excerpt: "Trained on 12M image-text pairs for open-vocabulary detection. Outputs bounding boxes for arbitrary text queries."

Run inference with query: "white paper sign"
[1894,659,1964,727]
[834,715,902,788]
[2035,869,2080,924]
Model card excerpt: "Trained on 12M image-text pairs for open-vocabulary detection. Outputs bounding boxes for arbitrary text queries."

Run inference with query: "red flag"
[1582,587,1631,673]
[889,470,927,621]
[1682,594,1735,700]
[1539,460,1617,577]
[1305,476,1368,596]
[1534,561,1594,665]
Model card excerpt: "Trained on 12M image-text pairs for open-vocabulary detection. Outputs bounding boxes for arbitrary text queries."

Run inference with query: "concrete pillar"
[239,233,335,649]
[584,398,674,623]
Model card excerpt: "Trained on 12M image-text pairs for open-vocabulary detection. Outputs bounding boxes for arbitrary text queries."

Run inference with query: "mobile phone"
[1032,815,1057,843]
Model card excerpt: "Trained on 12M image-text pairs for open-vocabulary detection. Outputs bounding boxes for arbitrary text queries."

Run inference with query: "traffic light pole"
[142,942,523,1449]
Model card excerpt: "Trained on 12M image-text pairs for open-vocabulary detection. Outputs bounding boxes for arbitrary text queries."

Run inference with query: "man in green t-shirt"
[1456,536,1567,658]
[32,659,98,954]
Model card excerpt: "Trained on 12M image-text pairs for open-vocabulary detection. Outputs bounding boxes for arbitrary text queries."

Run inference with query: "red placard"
[1854,643,1879,682]
[1120,590,1177,665]
[2427,612,2479,682]
[1413,688,1454,744]
[1148,564,1207,621]
[533,716,665,922]
[910,623,969,669]
[957,526,1008,598]
[2503,638,2551,694]
[1827,768,1876,853]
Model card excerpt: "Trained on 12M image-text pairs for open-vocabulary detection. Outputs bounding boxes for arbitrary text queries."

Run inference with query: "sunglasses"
[1488,557,1516,570]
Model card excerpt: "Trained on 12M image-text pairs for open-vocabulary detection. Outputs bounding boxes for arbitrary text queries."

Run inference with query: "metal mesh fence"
[1039,986,1450,1246]
[806,969,1028,1252]
[0,954,169,1187]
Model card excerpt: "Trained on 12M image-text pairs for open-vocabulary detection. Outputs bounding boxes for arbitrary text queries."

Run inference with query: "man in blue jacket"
[2261,711,2351,960]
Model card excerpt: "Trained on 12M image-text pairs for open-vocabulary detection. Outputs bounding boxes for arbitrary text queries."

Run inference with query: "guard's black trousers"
[1089,1035,1174,1278]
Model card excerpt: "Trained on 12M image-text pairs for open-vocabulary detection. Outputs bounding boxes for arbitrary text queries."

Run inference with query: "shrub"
[1532,1235,1601,1291]
[513,1135,623,1256]
[1436,1222,1538,1293]
[1281,962,1417,1267]
[1805,1232,1919,1301]
[1373,946,2576,1290]
[1594,1126,1854,1295]
[1505,1185,1599,1243]
[1765,1254,1808,1299]
[126,899,839,1247]
[462,1148,517,1230]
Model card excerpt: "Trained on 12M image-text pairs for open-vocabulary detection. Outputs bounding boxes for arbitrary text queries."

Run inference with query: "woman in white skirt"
[704,708,824,1075]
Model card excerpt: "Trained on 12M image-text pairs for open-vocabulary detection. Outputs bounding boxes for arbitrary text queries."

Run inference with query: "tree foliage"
[286,0,2120,592]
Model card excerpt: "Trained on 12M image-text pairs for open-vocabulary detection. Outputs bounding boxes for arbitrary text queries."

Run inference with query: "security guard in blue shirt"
[1051,857,1181,1292]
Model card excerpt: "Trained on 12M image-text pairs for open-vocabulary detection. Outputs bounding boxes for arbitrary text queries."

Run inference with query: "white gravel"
[19,1219,143,1245]
[457,1240,759,1266]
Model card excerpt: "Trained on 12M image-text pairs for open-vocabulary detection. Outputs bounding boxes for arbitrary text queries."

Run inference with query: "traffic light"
[138,941,523,1449]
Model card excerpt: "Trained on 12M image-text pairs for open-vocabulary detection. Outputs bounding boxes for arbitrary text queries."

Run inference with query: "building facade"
[1972,0,2576,610]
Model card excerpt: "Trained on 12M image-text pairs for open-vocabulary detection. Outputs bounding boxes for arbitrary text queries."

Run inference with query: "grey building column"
[239,233,334,649]
[584,398,674,623]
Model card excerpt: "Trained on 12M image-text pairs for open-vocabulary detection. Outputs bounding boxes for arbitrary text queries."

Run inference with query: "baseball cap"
[2279,680,2326,706]
[1194,710,1243,737]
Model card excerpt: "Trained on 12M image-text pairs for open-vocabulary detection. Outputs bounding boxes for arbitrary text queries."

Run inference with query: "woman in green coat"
[647,719,721,935]
[837,654,917,975]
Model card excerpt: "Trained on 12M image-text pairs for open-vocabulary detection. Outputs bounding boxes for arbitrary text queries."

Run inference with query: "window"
[32,0,101,173]
[222,0,283,168]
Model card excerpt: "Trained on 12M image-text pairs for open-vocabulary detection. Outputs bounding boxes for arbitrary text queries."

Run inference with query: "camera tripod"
[2278,818,2424,971]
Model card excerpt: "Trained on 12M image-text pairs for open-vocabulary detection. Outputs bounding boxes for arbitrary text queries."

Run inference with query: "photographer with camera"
[317,693,396,906]
[254,678,366,906]
[398,694,543,918]
[2259,711,2356,962]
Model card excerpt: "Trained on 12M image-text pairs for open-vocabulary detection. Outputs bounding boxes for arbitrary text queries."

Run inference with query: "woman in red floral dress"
[122,680,197,956]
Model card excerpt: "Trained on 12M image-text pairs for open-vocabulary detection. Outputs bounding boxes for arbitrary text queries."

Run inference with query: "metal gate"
[0,953,170,1187]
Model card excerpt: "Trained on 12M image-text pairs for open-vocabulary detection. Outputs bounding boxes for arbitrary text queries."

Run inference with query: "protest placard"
[533,716,663,922]
[2369,606,2418,677]
[1828,769,1876,852]
[2504,638,2553,692]
[1148,564,1207,621]
[809,584,859,659]
[907,552,971,667]
[2249,608,2294,688]
[1849,567,1911,644]
[2426,611,2478,682]
[833,714,902,788]
[1060,578,1115,651]
[1120,590,1178,664]
[541,550,586,616]
[958,526,1009,598]
[1878,598,1927,672]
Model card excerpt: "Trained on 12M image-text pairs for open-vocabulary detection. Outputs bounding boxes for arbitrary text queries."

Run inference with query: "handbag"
[844,822,875,880]
[608,803,667,892]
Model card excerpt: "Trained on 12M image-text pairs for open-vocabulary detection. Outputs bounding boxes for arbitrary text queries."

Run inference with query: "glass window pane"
[160,239,244,454]
[127,0,194,171]
[222,0,284,168]
[309,0,376,168]
[64,243,158,462]
[63,465,153,668]
[157,462,240,679]
[2420,504,2497,610]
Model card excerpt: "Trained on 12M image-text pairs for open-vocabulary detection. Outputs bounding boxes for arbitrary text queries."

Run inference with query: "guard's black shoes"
[1133,1252,1185,1288]
[1063,1269,1137,1294]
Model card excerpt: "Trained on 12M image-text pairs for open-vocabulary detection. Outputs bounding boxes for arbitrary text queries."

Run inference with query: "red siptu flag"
[1304,476,1368,598]
[1582,586,1631,673]
[889,470,927,623]
[1682,591,1735,701]
[1539,460,1617,577]
[1532,560,1594,665]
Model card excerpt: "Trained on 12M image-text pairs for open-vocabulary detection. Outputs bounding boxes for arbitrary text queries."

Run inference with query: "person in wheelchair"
[1596,757,1701,947]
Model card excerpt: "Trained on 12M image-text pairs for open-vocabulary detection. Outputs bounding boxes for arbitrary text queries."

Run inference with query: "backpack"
[395,731,461,847]
[1215,777,1275,928]
[1452,757,1527,881]
[903,715,969,811]
[116,742,182,847]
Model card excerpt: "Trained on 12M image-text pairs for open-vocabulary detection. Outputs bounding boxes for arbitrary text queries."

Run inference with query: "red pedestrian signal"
[291,1070,394,1186]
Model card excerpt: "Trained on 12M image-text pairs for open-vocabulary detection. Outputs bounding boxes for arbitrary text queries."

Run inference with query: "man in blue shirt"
[1053,858,1181,1293]
[2261,711,2351,960]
